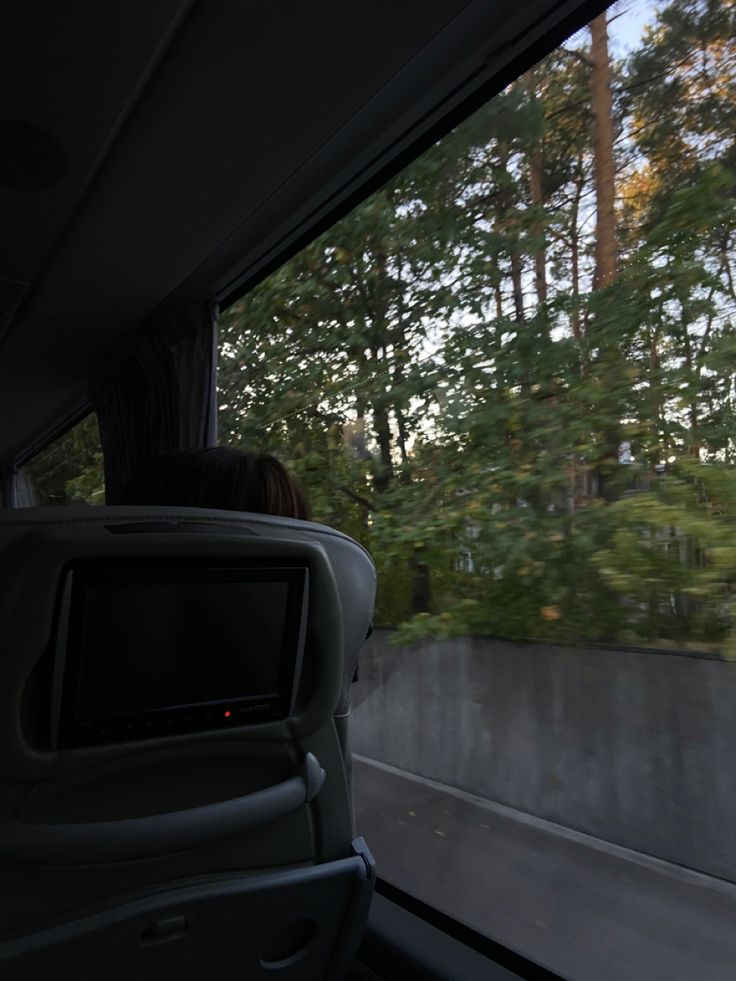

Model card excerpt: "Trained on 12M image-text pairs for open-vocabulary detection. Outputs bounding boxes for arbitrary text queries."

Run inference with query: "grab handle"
[0,753,325,865]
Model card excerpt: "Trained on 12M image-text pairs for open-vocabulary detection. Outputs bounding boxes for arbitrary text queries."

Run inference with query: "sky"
[566,0,659,53]
[609,0,659,52]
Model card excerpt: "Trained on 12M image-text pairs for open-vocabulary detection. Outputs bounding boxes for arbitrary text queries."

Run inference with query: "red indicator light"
[224,710,231,718]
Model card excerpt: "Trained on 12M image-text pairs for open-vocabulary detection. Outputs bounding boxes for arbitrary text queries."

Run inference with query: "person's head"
[117,447,310,520]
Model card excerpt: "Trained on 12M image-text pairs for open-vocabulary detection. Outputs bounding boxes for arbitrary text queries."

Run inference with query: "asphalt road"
[353,755,736,981]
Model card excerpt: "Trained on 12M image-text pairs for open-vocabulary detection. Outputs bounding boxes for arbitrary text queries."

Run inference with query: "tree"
[24,414,105,505]
[590,12,618,289]
[216,0,736,650]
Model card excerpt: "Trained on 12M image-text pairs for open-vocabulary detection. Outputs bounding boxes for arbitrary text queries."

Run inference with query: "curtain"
[0,465,17,508]
[92,301,219,503]
[0,466,36,508]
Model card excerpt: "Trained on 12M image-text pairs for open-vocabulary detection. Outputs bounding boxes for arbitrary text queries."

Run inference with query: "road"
[353,755,736,981]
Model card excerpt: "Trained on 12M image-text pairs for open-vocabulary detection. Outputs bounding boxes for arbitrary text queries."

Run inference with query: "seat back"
[0,506,376,978]
[1,842,375,981]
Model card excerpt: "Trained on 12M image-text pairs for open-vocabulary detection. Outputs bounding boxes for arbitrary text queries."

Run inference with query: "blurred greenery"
[219,0,736,651]
[24,414,105,506]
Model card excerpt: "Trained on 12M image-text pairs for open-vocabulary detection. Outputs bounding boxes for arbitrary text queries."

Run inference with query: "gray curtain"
[0,465,37,508]
[92,301,219,503]
[0,465,17,508]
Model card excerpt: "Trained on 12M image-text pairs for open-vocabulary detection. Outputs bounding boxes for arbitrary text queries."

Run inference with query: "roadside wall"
[351,630,736,881]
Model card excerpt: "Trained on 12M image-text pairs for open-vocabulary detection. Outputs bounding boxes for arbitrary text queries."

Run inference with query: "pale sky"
[610,0,659,52]
[566,0,659,53]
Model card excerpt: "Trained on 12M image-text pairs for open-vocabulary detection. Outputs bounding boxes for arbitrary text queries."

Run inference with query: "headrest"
[0,505,375,652]
[0,506,375,780]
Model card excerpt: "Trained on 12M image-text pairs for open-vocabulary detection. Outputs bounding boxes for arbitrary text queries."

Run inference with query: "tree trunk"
[497,144,525,324]
[494,280,504,319]
[682,327,701,457]
[590,13,617,289]
[526,69,547,308]
[372,402,393,493]
[589,14,620,502]
[570,163,584,342]
[510,253,525,324]
[395,406,410,466]
[392,345,411,468]
[410,552,432,614]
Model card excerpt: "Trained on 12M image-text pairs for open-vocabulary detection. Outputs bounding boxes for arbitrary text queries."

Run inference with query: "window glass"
[23,413,105,505]
[219,0,736,969]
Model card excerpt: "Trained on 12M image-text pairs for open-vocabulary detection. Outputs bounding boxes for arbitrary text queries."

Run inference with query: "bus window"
[225,0,736,972]
[22,414,105,506]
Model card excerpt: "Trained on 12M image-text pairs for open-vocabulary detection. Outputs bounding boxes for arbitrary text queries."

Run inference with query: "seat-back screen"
[56,560,308,747]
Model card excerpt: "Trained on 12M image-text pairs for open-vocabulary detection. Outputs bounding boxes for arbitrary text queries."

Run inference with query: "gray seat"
[1,848,374,981]
[0,506,376,980]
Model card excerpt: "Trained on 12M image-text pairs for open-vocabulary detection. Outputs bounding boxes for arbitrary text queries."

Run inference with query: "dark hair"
[117,447,310,520]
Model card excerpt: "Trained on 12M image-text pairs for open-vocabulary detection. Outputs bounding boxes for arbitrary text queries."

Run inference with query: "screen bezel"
[54,558,309,749]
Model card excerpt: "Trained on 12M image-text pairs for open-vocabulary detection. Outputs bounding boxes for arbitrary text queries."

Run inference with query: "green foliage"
[215,0,736,651]
[24,414,105,505]
[594,459,736,651]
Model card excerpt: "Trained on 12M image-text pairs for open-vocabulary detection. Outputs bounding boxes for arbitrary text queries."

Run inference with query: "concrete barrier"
[351,630,736,881]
